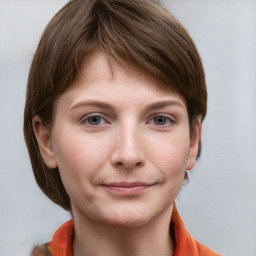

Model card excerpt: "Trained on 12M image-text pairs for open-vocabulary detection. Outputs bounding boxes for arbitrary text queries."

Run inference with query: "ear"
[185,117,202,170]
[32,115,58,169]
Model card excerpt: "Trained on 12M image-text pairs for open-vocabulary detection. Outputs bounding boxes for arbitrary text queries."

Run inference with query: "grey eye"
[153,116,171,125]
[87,116,104,125]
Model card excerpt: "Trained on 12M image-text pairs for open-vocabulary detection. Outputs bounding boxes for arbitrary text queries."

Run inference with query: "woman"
[24,0,221,255]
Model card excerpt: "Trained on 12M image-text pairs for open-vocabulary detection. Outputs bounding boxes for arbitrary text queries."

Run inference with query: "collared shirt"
[32,205,221,256]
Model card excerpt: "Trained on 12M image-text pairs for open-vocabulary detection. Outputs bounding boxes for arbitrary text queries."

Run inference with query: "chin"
[103,216,150,228]
[96,206,157,228]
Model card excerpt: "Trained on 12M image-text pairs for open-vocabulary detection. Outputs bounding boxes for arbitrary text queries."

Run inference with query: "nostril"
[116,161,143,168]
[136,162,143,167]
[117,162,124,167]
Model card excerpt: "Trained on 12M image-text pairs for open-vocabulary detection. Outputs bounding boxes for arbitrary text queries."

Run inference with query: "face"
[34,51,200,227]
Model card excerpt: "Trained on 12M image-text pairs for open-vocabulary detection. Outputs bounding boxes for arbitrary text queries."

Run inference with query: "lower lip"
[101,185,152,195]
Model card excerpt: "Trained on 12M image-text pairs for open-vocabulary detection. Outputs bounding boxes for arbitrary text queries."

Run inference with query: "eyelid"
[147,113,177,126]
[148,113,176,121]
[80,112,109,125]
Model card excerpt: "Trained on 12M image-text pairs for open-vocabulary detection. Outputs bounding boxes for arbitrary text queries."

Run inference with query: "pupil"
[154,116,166,125]
[89,117,100,125]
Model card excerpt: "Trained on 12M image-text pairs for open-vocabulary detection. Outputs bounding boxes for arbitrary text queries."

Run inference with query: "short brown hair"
[24,0,207,210]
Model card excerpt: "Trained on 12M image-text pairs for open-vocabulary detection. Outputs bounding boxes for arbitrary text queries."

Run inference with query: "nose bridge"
[111,119,144,168]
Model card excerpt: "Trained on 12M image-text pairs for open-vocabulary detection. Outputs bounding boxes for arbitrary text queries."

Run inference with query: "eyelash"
[80,113,176,127]
[80,113,108,126]
[147,114,176,126]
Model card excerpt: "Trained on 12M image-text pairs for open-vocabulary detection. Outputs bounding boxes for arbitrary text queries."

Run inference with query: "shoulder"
[30,244,51,256]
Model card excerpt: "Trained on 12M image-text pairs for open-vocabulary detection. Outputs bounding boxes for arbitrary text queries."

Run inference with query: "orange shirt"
[35,206,221,256]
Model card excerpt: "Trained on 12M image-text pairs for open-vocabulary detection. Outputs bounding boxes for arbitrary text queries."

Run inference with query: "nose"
[110,123,145,169]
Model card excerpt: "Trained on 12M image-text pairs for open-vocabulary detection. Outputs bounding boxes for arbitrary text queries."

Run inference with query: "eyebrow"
[144,100,185,112]
[69,101,115,111]
[69,99,185,112]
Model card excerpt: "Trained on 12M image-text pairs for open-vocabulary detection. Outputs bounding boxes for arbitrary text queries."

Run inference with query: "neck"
[73,205,174,256]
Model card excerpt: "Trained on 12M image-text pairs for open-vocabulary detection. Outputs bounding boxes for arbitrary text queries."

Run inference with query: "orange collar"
[48,219,74,256]
[170,205,220,256]
[47,205,220,256]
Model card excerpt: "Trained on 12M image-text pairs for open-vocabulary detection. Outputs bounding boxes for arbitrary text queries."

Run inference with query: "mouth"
[100,181,156,195]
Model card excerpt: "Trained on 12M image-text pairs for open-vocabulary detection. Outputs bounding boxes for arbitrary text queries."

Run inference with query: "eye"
[148,115,175,126]
[81,114,107,126]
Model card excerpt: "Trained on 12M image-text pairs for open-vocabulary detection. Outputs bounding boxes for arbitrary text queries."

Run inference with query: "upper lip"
[102,182,154,187]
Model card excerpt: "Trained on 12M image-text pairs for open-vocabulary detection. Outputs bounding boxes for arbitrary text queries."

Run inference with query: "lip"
[100,182,155,195]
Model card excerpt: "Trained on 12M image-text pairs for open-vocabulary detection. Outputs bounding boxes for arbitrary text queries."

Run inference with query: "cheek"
[147,132,190,174]
[150,134,189,201]
[51,130,111,189]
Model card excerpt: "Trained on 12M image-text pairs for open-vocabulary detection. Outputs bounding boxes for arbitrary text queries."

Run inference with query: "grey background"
[0,0,255,255]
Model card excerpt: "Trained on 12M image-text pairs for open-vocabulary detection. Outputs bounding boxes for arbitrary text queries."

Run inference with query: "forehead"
[54,50,187,112]
[72,50,182,95]
[75,50,159,87]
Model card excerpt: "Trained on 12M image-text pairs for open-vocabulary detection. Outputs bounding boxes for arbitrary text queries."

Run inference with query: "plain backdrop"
[0,0,255,255]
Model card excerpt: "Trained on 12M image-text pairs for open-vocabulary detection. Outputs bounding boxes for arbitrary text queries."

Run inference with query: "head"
[24,0,207,211]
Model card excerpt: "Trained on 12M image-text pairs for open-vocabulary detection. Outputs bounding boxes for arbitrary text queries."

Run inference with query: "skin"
[33,50,201,256]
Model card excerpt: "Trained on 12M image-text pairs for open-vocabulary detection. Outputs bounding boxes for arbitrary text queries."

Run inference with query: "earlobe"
[32,115,58,169]
[185,117,202,170]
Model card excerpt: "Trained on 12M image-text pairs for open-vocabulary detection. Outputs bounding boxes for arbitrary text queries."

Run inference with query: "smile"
[100,182,155,195]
